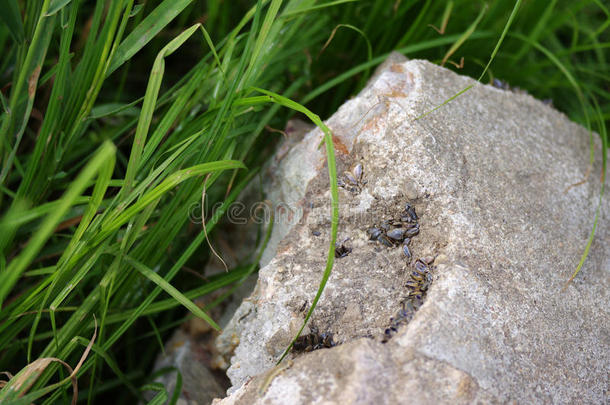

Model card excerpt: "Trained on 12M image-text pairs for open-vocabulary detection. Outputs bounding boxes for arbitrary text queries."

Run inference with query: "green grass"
[0,0,607,403]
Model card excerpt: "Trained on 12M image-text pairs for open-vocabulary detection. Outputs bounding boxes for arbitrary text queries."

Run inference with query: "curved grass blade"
[242,87,339,364]
[0,357,74,405]
[0,318,96,405]
[140,383,168,405]
[510,32,590,135]
[508,36,598,283]
[319,24,372,81]
[513,0,557,61]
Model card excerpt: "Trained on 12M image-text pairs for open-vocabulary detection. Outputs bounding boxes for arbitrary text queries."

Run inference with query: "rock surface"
[215,55,609,404]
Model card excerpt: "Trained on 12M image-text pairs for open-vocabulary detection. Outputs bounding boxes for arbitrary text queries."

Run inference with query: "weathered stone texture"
[215,55,609,404]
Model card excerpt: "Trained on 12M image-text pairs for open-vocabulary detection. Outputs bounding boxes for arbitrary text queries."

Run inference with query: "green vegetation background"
[0,0,607,403]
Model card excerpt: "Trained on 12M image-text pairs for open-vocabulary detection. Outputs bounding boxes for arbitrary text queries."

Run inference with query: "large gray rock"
[215,56,609,404]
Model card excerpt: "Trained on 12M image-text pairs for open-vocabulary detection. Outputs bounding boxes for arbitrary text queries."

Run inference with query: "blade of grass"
[301,32,493,105]
[0,5,56,185]
[477,0,522,81]
[513,0,557,61]
[0,141,116,303]
[417,0,522,120]
[281,0,358,17]
[46,0,73,16]
[240,0,283,89]
[107,0,196,76]
[441,3,487,66]
[428,1,453,34]
[101,160,246,242]
[122,23,202,194]
[0,0,25,43]
[240,87,339,364]
[563,94,606,286]
[124,256,220,331]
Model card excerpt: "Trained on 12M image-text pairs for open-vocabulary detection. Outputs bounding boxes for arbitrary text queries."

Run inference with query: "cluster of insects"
[292,326,336,353]
[365,201,435,343]
[382,302,414,342]
[383,257,434,343]
[338,163,366,193]
[405,257,434,306]
[367,203,420,258]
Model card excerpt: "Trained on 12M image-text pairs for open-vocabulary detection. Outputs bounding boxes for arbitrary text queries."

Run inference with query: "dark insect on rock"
[339,163,367,193]
[404,223,420,237]
[334,244,352,258]
[404,203,418,221]
[352,163,363,181]
[492,78,510,90]
[414,258,428,274]
[386,228,406,241]
[402,243,411,258]
[420,256,435,265]
[367,227,382,240]
[293,328,336,352]
[378,234,395,248]
[491,78,529,96]
[344,171,357,185]
[312,230,321,236]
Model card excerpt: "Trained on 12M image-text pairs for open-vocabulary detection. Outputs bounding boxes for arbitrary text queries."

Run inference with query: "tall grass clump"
[0,0,607,403]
